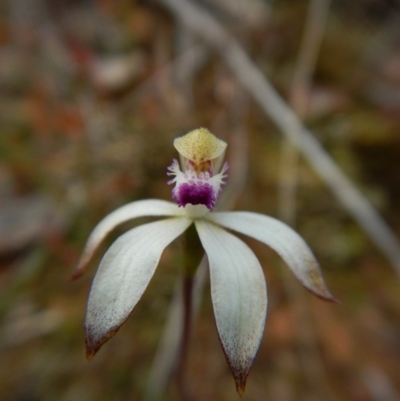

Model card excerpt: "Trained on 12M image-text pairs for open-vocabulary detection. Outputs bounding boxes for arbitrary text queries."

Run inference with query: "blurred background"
[0,0,400,400]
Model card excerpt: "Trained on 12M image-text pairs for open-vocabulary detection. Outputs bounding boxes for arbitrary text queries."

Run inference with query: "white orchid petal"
[85,217,191,358]
[72,199,183,279]
[195,220,267,394]
[207,212,335,301]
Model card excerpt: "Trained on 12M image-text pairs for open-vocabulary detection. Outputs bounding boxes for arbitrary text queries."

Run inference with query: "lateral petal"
[72,199,183,279]
[85,217,191,358]
[207,212,335,301]
[195,220,267,394]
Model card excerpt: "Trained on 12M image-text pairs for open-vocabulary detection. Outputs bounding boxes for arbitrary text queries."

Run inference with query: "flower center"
[167,159,228,211]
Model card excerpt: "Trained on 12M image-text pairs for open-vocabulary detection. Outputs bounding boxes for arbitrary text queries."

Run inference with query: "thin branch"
[278,0,331,225]
[157,0,400,276]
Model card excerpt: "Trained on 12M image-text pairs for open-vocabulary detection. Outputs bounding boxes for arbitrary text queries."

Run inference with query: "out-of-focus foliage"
[0,0,399,400]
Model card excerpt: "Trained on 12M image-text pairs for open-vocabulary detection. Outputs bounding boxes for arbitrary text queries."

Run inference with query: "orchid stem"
[176,275,193,401]
[176,224,202,401]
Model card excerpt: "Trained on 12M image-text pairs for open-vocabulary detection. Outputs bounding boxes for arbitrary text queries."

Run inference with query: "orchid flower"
[74,128,335,394]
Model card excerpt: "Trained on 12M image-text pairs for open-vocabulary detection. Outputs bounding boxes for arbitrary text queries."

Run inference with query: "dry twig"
[278,0,332,225]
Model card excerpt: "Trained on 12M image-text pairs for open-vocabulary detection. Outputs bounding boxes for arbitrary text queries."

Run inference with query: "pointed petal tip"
[85,348,96,361]
[298,262,340,303]
[321,293,341,305]
[307,286,340,304]
[84,324,120,360]
[85,335,99,360]
[234,376,247,397]
[84,333,112,360]
[225,352,254,397]
[69,266,85,281]
[228,361,250,395]
[225,351,252,397]
[69,255,92,281]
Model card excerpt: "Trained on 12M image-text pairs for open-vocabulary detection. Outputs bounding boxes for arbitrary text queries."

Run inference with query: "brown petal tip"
[306,283,340,304]
[228,361,251,396]
[69,268,84,282]
[234,376,247,396]
[319,292,341,305]
[302,267,339,304]
[85,324,120,360]
[69,256,91,281]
